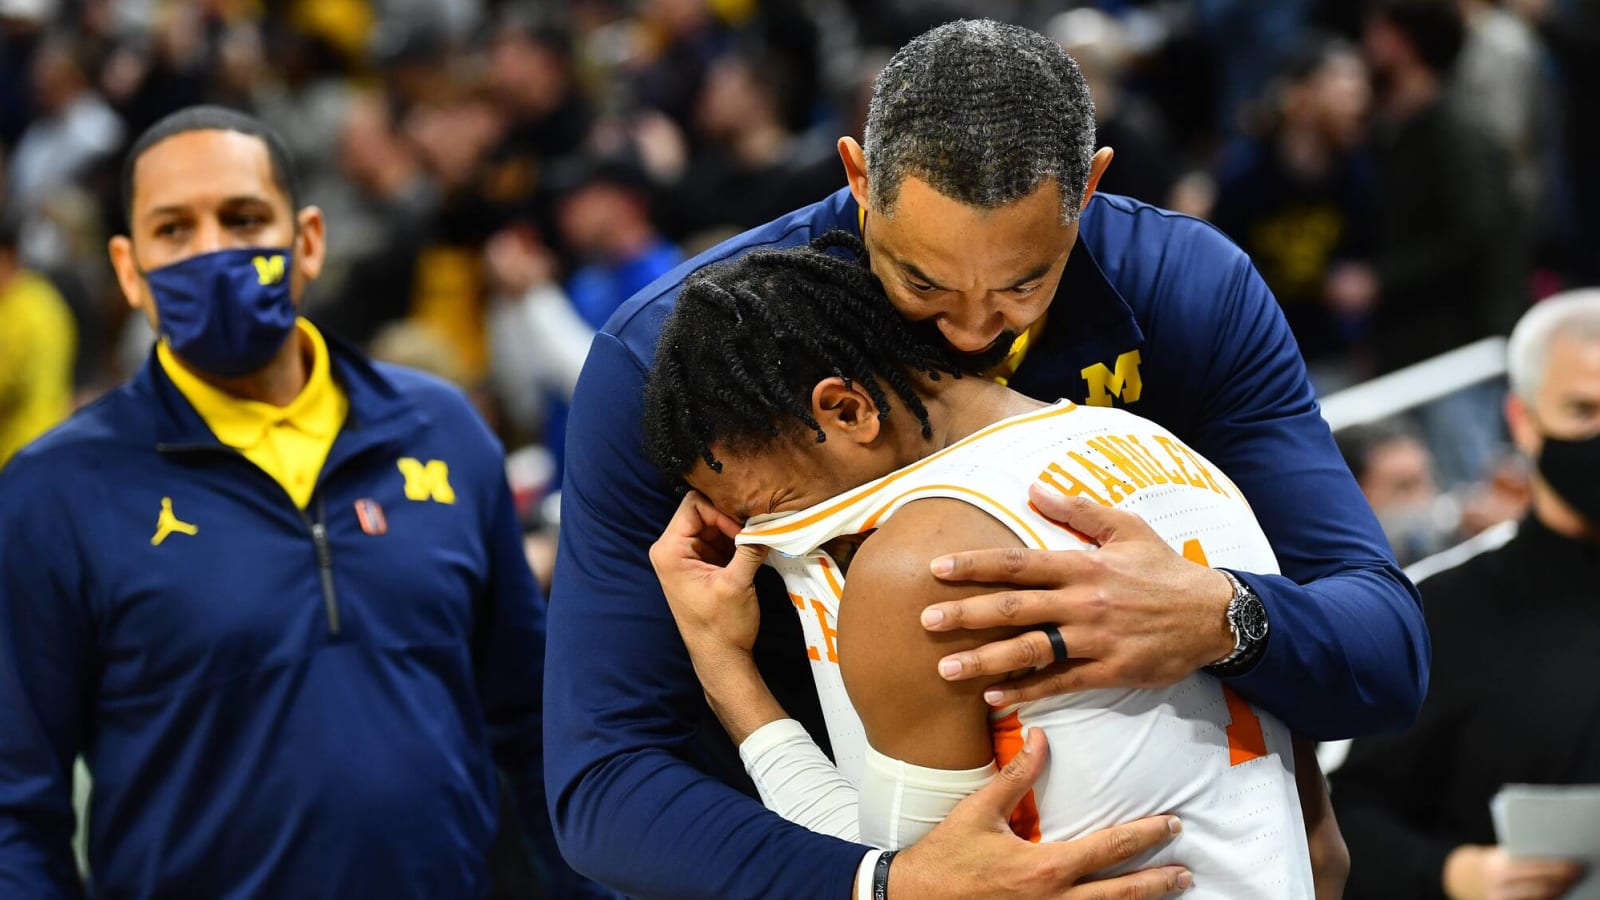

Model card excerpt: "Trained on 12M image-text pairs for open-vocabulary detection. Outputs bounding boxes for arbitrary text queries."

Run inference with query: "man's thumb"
[975,727,1047,823]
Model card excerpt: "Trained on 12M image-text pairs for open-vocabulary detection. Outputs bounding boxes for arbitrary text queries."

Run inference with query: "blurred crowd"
[3,0,1598,575]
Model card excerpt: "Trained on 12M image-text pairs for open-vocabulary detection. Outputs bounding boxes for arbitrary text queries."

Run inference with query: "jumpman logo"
[150,497,199,546]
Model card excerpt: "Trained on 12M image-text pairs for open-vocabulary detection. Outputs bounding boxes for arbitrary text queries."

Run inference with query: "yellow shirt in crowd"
[158,318,348,509]
[0,271,76,469]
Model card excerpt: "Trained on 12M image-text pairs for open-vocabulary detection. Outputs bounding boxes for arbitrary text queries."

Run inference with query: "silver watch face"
[1233,593,1269,643]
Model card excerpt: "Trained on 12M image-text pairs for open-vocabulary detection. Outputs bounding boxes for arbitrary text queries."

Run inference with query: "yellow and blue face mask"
[144,247,297,378]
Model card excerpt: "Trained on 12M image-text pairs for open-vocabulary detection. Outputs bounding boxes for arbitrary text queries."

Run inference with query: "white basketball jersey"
[738,400,1314,898]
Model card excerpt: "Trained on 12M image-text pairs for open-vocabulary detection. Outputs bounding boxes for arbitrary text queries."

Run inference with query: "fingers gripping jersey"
[737,401,1314,898]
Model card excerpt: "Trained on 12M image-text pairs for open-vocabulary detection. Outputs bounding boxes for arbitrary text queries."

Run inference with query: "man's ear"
[1080,147,1114,211]
[292,205,327,290]
[1506,391,1539,459]
[812,375,882,446]
[108,235,148,314]
[838,137,869,212]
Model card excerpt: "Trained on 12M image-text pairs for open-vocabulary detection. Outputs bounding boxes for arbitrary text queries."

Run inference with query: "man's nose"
[937,296,1007,352]
[191,219,228,255]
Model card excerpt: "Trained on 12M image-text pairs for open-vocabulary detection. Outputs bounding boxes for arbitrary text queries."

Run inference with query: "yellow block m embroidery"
[252,254,286,285]
[397,458,456,504]
[1081,349,1144,408]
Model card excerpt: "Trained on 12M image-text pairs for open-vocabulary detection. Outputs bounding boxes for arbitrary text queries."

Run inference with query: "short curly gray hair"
[864,19,1097,224]
[1507,289,1600,402]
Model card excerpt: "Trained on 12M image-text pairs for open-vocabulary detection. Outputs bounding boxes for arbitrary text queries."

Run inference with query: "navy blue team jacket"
[546,187,1431,898]
[0,339,562,898]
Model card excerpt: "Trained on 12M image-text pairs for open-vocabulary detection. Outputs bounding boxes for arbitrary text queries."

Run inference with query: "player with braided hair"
[643,238,1320,899]
[644,232,1001,480]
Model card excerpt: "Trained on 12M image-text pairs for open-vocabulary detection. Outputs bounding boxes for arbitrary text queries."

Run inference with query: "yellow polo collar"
[157,318,345,449]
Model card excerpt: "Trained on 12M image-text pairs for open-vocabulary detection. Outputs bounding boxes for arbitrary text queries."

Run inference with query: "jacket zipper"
[158,442,354,637]
[298,498,341,635]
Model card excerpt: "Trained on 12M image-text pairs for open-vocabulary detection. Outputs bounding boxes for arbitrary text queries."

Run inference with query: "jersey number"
[1182,539,1268,767]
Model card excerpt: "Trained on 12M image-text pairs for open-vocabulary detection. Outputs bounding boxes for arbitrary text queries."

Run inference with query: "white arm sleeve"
[739,719,861,841]
[859,744,997,850]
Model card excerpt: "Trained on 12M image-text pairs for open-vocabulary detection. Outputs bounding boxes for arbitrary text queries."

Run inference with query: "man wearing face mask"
[0,106,586,898]
[1330,288,1600,900]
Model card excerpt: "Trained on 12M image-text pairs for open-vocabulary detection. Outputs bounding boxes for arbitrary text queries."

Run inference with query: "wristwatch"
[1204,569,1269,676]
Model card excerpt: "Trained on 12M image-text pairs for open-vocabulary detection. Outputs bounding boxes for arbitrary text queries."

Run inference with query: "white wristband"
[854,849,882,900]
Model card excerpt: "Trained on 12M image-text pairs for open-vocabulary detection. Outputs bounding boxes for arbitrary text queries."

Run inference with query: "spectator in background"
[554,158,681,336]
[1364,0,1524,486]
[309,89,439,346]
[629,0,727,131]
[8,33,122,266]
[484,10,592,210]
[1365,0,1523,371]
[667,43,837,244]
[1453,0,1546,221]
[1049,8,1184,211]
[1509,0,1600,283]
[0,213,75,468]
[1330,289,1600,900]
[1211,36,1377,390]
[1336,418,1451,565]
[546,158,680,476]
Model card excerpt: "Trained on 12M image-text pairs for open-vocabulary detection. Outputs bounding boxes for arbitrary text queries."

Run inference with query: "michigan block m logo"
[252,253,286,285]
[397,458,456,504]
[1081,349,1143,408]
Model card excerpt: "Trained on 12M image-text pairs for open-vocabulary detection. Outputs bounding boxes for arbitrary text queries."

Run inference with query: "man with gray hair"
[1331,289,1600,900]
[549,18,1424,897]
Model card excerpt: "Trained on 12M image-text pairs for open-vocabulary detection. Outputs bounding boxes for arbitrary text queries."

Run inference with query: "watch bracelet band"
[1204,569,1266,676]
[1205,625,1267,677]
[872,849,898,900]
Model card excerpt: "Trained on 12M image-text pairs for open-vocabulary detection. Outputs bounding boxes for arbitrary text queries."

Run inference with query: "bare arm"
[837,498,1026,770]
[1293,736,1349,900]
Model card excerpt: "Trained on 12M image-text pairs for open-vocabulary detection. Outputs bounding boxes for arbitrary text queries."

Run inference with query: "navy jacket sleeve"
[0,459,90,898]
[544,332,865,899]
[1160,225,1430,739]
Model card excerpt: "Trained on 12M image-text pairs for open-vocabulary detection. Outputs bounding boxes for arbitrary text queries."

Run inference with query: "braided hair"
[642,231,1002,480]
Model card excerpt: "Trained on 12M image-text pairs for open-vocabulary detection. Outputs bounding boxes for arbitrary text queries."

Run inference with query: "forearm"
[1224,566,1427,739]
[1293,737,1349,900]
[740,719,862,841]
[547,732,866,898]
[546,587,866,897]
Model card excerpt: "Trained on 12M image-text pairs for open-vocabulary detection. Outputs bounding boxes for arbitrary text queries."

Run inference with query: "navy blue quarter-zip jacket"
[0,339,561,898]
[545,188,1431,897]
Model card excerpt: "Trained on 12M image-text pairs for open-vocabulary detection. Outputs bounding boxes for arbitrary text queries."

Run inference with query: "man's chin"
[959,329,1019,371]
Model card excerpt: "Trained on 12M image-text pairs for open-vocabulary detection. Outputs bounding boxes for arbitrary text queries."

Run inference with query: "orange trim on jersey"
[742,404,1077,540]
[991,712,1042,843]
[817,555,844,600]
[857,484,1048,548]
[1222,685,1268,766]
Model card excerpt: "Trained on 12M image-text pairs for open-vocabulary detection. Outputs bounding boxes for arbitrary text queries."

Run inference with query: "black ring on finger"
[1033,624,1069,666]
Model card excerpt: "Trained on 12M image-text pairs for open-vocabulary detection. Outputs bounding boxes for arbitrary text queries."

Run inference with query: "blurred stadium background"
[2,0,1596,881]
